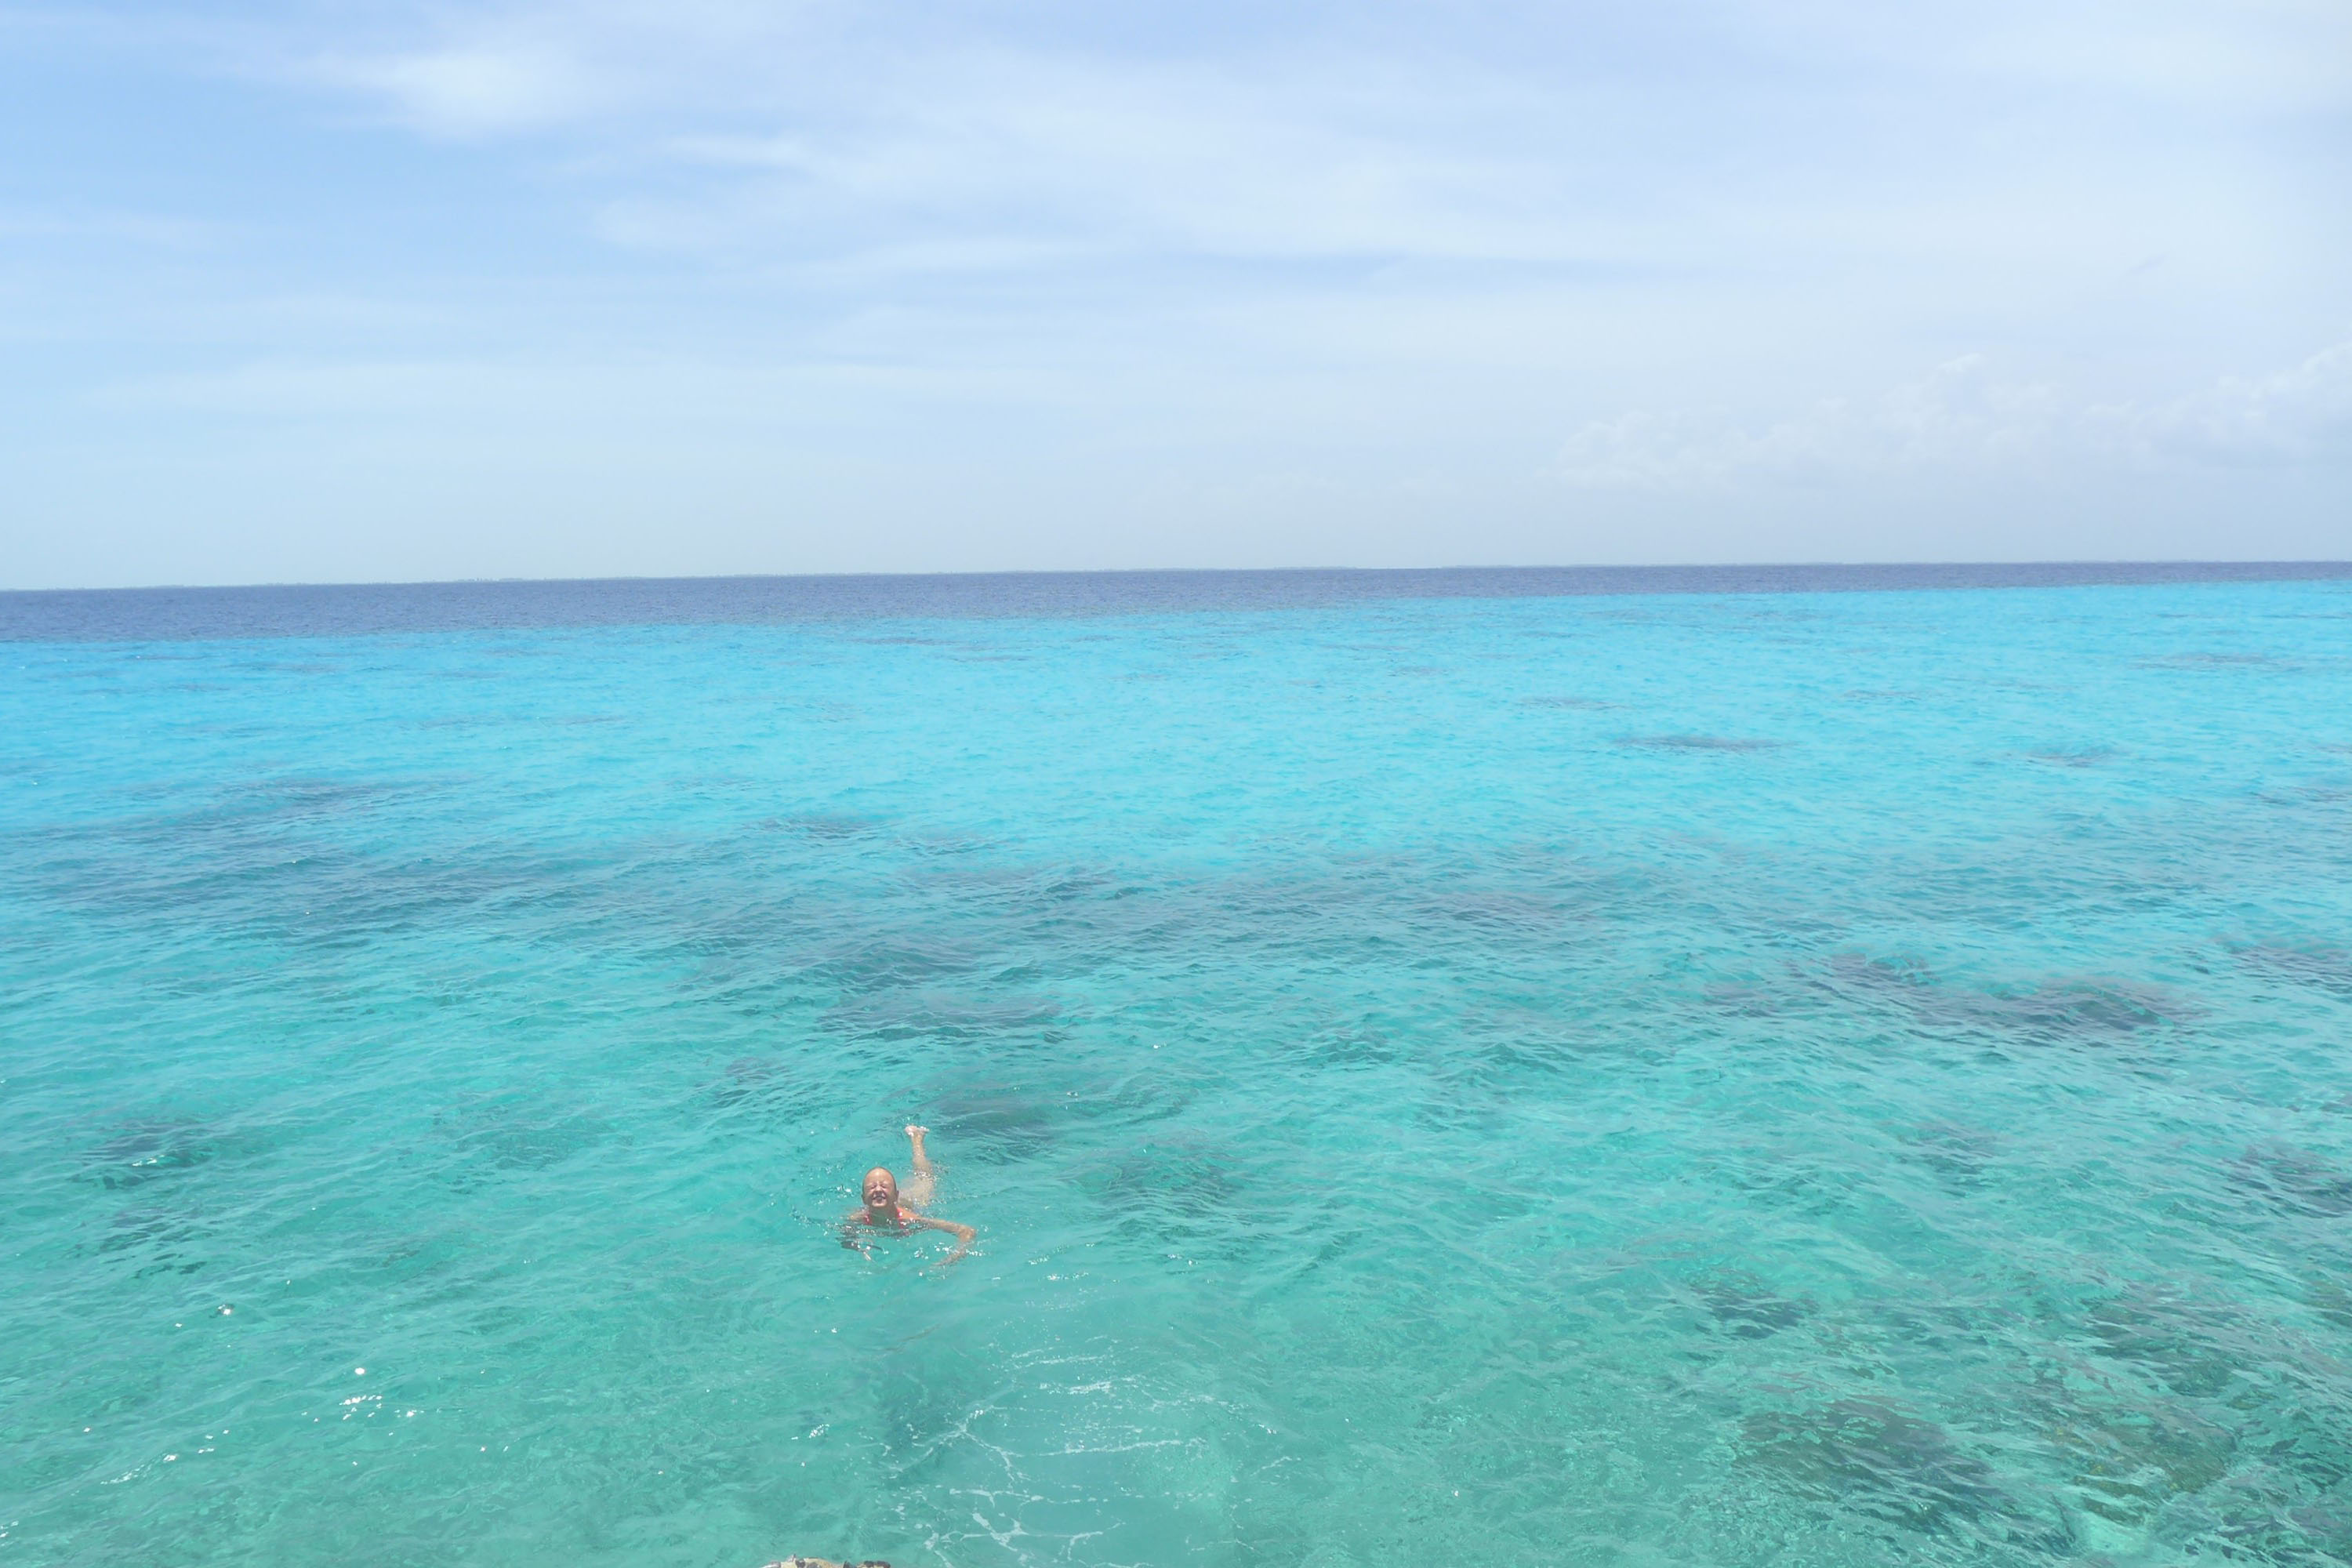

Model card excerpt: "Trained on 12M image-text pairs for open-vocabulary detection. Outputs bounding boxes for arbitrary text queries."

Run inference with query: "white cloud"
[627,56,1621,268]
[267,0,831,136]
[1560,342,2352,488]
[307,42,601,135]
[1755,0,2352,114]
[1959,0,2352,115]
[2100,339,2352,464]
[1559,357,2063,488]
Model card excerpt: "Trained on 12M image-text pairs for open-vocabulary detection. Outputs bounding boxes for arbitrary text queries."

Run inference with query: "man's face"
[862,1169,898,1210]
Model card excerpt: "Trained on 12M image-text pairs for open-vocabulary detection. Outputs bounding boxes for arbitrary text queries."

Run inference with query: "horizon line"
[8,557,2352,597]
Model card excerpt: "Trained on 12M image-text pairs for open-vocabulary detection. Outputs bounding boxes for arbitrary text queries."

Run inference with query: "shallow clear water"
[5,574,2352,1567]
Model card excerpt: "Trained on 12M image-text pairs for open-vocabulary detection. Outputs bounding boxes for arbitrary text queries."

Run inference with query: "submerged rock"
[1740,1398,2006,1531]
[2233,1142,2352,1218]
[1693,1275,1813,1338]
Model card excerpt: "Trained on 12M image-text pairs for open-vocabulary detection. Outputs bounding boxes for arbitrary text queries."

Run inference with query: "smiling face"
[862,1167,899,1214]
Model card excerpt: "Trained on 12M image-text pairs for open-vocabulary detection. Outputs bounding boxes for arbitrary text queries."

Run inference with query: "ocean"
[5,565,2350,1566]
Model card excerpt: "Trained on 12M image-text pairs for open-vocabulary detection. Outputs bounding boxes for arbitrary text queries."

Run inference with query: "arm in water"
[909,1213,975,1266]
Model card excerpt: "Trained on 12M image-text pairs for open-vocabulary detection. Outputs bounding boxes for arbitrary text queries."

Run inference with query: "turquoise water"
[5,575,2352,1566]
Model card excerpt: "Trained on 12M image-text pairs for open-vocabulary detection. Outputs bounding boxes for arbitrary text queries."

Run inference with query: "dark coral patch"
[2024,747,2118,768]
[2234,944,2352,1000]
[2082,1293,2245,1397]
[1695,1276,1813,1338]
[1741,1399,2005,1531]
[2232,1142,2352,1218]
[81,1118,220,1190]
[1614,733,1780,753]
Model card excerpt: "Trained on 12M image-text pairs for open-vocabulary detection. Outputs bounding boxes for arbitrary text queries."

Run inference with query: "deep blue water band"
[6,560,2350,642]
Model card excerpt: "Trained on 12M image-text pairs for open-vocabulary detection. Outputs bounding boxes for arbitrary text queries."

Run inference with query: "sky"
[2,0,2347,588]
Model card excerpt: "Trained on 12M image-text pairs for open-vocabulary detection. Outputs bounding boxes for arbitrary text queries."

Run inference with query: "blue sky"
[3,0,2347,587]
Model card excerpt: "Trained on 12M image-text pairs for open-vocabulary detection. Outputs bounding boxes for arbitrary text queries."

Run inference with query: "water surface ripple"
[4,574,2350,1566]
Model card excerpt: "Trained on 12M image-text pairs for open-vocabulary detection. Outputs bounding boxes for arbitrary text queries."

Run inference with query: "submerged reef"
[1739,1399,2009,1532]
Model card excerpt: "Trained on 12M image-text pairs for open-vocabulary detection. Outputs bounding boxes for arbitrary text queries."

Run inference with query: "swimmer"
[841,1125,974,1267]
